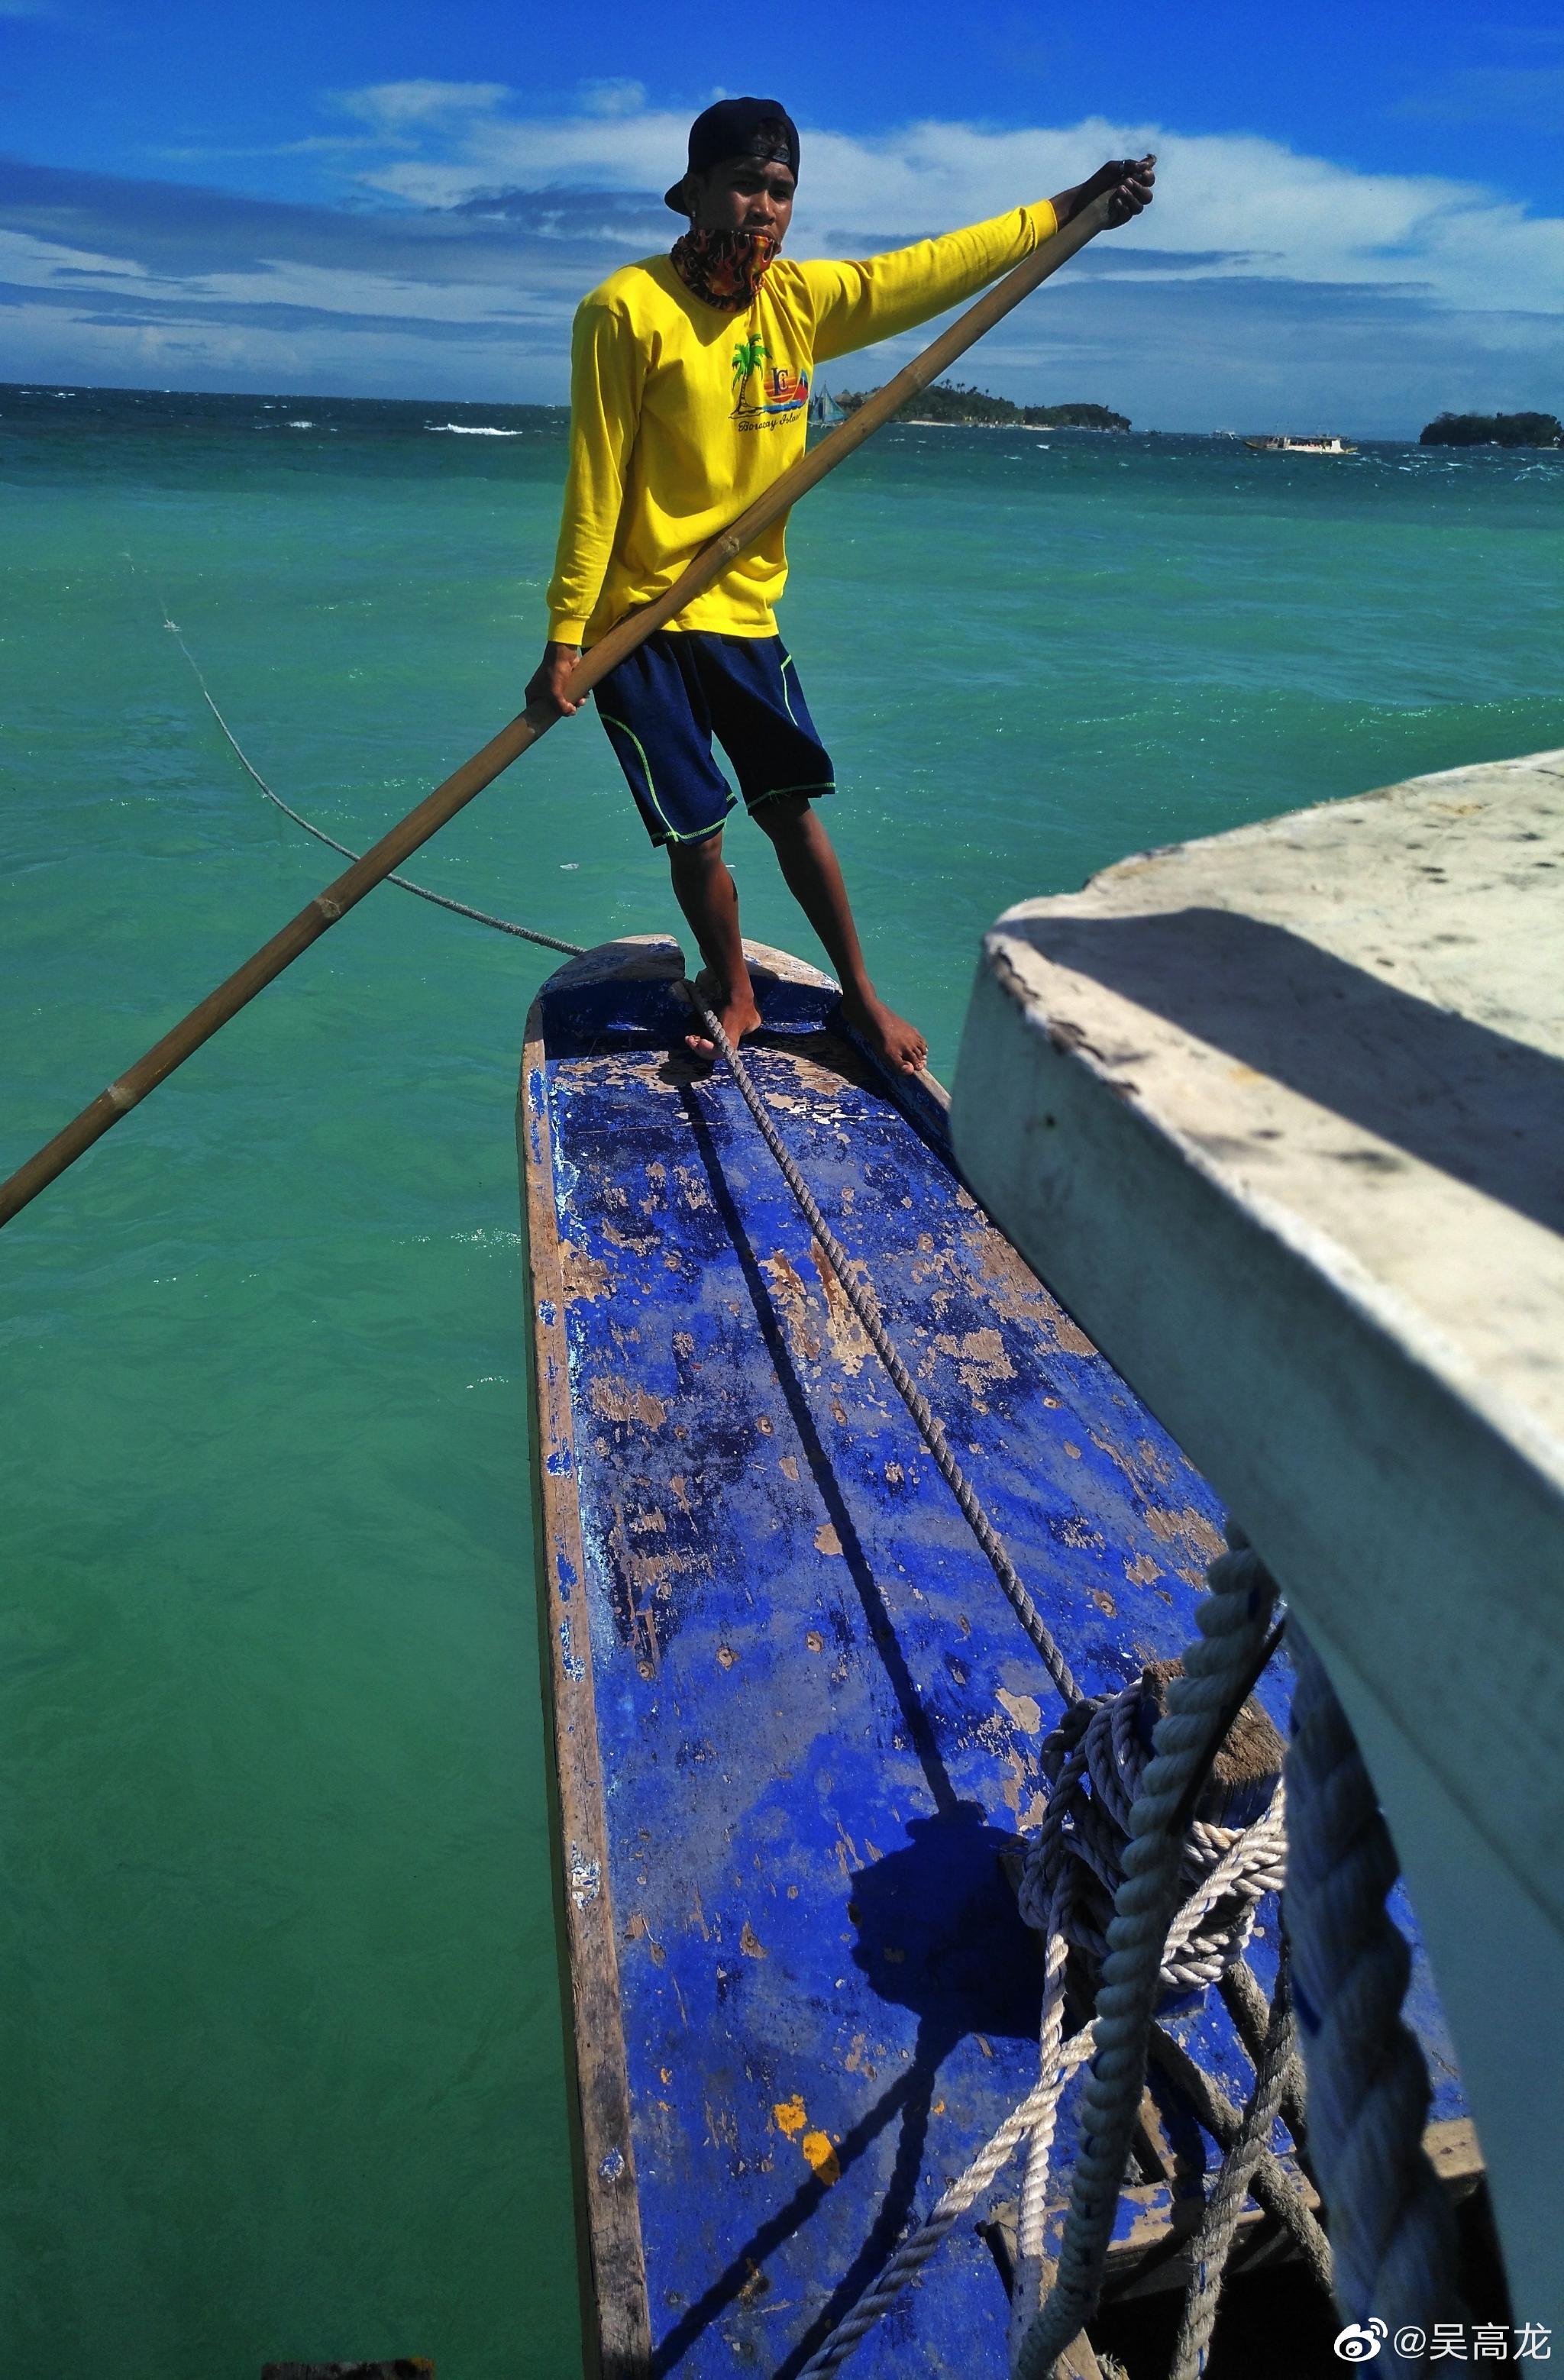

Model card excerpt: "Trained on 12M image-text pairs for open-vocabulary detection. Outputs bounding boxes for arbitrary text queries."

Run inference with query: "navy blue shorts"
[593,629,835,847]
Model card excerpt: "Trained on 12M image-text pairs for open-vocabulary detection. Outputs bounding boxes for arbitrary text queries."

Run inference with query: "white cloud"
[577,78,647,120]
[0,294,494,393]
[357,105,696,208]
[336,80,512,131]
[149,135,385,163]
[0,219,577,335]
[0,224,152,286]
[343,95,1564,320]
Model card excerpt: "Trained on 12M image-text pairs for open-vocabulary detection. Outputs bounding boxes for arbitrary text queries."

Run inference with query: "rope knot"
[1020,1660,1287,1997]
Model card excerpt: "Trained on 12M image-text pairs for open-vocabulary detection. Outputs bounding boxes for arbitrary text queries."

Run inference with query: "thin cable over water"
[162,612,586,958]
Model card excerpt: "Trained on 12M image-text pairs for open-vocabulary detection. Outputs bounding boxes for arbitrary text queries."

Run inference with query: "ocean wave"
[425,423,522,437]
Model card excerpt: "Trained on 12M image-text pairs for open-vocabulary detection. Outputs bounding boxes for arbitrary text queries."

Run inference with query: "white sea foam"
[425,422,521,436]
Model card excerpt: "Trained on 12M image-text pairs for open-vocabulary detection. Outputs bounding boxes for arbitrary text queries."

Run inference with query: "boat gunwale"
[522,954,657,2380]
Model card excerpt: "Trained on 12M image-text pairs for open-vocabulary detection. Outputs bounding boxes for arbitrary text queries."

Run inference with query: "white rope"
[1009,1907,1074,2367]
[1017,1678,1287,1995]
[795,1773,1286,2380]
[1015,1545,1281,2379]
[685,982,1083,1706]
[1168,1945,1298,2380]
[796,2026,1097,2380]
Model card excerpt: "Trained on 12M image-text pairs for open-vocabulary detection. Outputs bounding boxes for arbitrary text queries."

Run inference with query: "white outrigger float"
[952,748,1564,2359]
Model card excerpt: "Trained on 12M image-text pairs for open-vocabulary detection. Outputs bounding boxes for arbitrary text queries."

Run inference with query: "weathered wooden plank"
[1092,2117,1483,2302]
[522,961,654,2380]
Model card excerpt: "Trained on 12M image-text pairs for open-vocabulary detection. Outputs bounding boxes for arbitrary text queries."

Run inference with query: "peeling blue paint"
[532,961,1468,2378]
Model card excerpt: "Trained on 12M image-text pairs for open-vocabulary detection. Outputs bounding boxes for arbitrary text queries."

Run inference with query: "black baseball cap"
[663,97,800,212]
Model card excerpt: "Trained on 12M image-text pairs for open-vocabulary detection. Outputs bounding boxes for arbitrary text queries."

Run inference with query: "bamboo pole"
[0,184,1124,1231]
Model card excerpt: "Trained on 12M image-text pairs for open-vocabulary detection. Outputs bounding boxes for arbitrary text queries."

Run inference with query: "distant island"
[1419,411,1562,449]
[835,379,1129,431]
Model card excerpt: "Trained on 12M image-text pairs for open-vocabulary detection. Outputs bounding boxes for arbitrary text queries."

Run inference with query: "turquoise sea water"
[3,383,1561,2379]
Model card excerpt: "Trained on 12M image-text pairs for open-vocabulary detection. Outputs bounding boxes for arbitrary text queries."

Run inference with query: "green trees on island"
[1419,412,1562,448]
[835,379,1129,430]
[826,394,1562,444]
[1020,402,1131,431]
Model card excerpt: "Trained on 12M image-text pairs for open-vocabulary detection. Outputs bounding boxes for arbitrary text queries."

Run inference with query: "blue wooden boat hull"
[519,938,1472,2379]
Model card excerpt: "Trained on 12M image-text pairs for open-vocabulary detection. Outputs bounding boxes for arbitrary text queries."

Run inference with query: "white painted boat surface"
[950,748,1564,2327]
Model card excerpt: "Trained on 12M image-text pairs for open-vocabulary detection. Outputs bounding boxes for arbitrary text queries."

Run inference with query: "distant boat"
[807,381,846,428]
[1243,434,1358,454]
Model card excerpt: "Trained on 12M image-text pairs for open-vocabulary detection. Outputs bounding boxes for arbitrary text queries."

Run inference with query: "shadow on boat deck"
[648,1079,1048,2374]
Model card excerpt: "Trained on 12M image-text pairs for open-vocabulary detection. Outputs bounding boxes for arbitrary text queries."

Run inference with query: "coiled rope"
[1016,1661,1287,1993]
[1007,1655,1288,2367]
[794,1719,1294,2377]
[795,1559,1302,2380]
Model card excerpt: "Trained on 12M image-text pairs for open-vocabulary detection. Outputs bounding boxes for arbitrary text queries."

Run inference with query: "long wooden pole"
[1,187,1120,1231]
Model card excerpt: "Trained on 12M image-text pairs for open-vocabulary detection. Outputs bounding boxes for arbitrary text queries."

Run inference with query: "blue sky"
[3,0,1562,431]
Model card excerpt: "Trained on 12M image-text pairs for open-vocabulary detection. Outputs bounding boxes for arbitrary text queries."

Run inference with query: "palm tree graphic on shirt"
[732,334,768,392]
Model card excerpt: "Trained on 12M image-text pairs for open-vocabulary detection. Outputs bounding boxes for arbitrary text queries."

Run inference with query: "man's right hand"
[525,641,586,717]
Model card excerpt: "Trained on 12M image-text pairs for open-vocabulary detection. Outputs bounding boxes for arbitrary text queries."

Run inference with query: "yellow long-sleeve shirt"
[544,201,1059,647]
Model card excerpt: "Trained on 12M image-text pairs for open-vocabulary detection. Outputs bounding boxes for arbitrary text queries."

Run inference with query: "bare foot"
[842,989,929,1076]
[685,975,764,1064]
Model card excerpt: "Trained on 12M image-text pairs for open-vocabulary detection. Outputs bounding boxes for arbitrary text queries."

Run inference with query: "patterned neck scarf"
[670,224,779,313]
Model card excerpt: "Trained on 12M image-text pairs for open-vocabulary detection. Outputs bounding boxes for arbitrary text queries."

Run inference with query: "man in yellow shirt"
[530,99,1153,1071]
